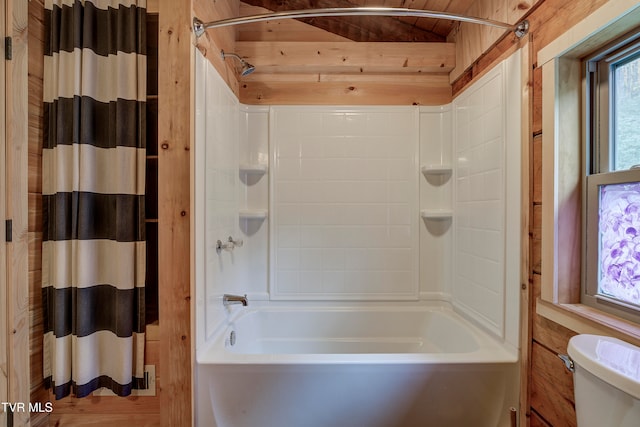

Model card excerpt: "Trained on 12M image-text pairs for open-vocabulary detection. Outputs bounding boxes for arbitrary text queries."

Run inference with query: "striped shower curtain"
[42,0,147,399]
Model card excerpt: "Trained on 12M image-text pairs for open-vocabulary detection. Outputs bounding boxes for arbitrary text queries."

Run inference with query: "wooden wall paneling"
[27,274,42,362]
[28,1,49,423]
[193,0,238,50]
[531,204,542,275]
[529,99,542,419]
[508,0,536,24]
[235,41,456,74]
[27,235,41,282]
[193,0,240,95]
[532,65,542,135]
[529,0,606,58]
[240,73,452,105]
[459,0,508,77]
[448,0,518,80]
[451,31,523,96]
[532,134,542,204]
[147,0,158,14]
[531,134,542,203]
[158,0,193,425]
[532,274,577,354]
[234,37,454,104]
[530,342,577,427]
[27,271,42,326]
[533,312,577,356]
[6,0,30,425]
[27,193,41,235]
[531,138,542,279]
[1,0,8,424]
[530,409,552,427]
[519,34,532,427]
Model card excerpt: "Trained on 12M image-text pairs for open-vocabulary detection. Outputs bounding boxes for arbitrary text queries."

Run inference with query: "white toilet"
[567,334,640,427]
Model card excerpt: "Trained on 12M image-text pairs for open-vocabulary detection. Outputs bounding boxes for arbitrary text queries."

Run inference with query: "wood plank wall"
[193,0,240,96]
[27,1,50,426]
[0,0,7,424]
[6,0,31,425]
[154,2,240,426]
[157,0,195,425]
[448,0,542,81]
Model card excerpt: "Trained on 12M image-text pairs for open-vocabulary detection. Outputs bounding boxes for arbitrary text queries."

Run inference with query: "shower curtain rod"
[193,7,529,39]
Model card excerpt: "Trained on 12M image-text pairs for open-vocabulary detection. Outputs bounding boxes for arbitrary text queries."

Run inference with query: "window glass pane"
[613,54,640,171]
[599,182,640,306]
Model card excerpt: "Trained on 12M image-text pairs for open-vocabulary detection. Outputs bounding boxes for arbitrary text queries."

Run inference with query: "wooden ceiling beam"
[235,41,456,74]
[240,0,445,42]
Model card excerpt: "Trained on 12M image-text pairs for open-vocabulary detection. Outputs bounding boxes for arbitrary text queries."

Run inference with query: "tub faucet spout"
[223,294,248,307]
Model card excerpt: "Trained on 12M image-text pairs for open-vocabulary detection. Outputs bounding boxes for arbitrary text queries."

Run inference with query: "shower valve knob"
[228,236,243,248]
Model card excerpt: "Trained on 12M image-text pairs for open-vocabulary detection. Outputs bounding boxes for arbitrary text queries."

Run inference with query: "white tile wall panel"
[238,106,270,305]
[270,107,419,300]
[195,49,521,354]
[195,50,241,349]
[418,106,453,300]
[452,50,522,347]
[454,67,506,337]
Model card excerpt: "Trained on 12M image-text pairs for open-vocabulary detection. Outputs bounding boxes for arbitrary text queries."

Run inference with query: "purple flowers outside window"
[599,182,640,306]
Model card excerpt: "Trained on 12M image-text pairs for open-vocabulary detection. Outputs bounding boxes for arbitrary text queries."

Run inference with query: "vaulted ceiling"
[240,0,477,42]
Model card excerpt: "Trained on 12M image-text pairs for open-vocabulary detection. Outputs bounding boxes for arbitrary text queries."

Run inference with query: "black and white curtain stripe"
[42,0,147,399]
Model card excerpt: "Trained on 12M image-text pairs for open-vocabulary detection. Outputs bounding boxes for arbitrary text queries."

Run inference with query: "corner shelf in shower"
[239,209,268,220]
[239,164,268,176]
[420,164,452,176]
[420,209,453,220]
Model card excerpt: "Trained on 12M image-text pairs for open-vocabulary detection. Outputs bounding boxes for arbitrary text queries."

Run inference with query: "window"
[584,29,640,322]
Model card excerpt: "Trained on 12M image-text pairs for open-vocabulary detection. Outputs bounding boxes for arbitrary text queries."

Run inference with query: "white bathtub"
[195,303,519,427]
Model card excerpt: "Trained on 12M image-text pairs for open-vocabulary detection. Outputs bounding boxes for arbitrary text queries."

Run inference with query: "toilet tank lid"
[567,334,640,400]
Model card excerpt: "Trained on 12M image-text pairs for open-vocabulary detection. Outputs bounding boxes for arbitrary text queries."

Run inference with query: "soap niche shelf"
[420,209,453,220]
[239,209,268,220]
[240,164,268,176]
[420,164,452,176]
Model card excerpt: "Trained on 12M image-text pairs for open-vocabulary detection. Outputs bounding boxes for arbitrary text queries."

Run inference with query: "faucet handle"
[228,236,243,248]
[216,239,233,253]
[216,236,243,254]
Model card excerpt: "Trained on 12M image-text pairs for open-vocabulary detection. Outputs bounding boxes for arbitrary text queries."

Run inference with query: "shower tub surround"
[194,48,522,427]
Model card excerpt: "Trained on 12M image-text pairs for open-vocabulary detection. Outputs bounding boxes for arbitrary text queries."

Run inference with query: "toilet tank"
[567,334,640,427]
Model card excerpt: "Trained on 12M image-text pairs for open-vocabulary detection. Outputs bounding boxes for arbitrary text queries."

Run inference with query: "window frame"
[537,0,640,341]
[583,29,640,323]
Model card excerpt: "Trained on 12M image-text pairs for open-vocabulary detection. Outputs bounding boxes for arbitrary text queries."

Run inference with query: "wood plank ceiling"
[241,0,477,42]
[224,0,479,104]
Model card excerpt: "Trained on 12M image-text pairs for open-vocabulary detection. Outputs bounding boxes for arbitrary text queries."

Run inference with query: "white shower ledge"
[420,164,452,175]
[239,164,268,175]
[239,209,268,220]
[420,209,453,219]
